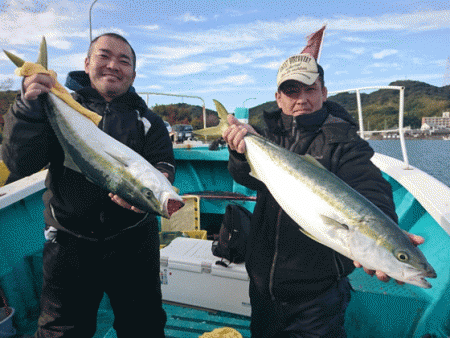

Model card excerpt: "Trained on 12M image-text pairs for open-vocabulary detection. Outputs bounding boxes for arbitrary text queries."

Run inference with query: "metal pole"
[356,89,365,139]
[398,87,410,169]
[89,0,99,42]
[243,98,256,108]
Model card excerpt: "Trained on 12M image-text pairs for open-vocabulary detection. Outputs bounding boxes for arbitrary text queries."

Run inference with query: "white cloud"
[210,74,254,85]
[373,49,398,59]
[369,62,400,68]
[159,62,210,76]
[214,53,252,65]
[329,10,450,32]
[164,10,450,54]
[51,53,86,73]
[341,37,367,43]
[254,60,282,70]
[177,13,207,23]
[144,46,208,60]
[349,48,365,55]
[136,25,160,31]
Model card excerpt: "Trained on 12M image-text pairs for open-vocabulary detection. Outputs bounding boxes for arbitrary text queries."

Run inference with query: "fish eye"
[396,251,409,262]
[142,188,153,199]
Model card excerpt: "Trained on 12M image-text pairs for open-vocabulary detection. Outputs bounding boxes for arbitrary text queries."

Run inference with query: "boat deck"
[93,303,251,338]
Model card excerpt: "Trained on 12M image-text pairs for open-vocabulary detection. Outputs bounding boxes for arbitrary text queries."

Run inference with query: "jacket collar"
[263,100,357,135]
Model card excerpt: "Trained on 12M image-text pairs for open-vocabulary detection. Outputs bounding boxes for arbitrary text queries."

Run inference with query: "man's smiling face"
[84,35,136,102]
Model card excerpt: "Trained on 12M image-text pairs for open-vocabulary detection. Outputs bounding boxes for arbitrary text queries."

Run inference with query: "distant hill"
[151,102,219,130]
[248,80,450,131]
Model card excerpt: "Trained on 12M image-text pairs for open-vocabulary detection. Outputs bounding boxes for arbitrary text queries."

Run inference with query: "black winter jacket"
[228,101,398,301]
[2,72,175,239]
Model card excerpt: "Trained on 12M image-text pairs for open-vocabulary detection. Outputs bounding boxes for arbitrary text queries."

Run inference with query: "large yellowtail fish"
[4,37,184,218]
[195,100,436,288]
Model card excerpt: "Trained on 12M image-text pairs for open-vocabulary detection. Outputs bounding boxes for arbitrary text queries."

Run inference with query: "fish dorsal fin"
[302,154,327,170]
[63,152,82,174]
[320,215,349,230]
[105,150,130,167]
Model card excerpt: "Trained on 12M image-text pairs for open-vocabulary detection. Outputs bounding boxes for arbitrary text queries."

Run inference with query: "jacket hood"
[64,70,136,93]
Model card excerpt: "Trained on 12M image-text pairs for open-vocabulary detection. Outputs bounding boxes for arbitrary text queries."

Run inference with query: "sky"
[1,0,449,113]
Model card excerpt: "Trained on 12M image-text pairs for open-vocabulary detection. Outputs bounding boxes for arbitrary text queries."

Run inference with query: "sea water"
[369,139,450,188]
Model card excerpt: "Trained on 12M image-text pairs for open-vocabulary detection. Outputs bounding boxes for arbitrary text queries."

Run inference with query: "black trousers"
[35,220,166,338]
[249,278,352,338]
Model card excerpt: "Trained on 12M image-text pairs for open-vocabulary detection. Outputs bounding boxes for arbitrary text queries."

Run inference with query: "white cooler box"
[160,237,251,316]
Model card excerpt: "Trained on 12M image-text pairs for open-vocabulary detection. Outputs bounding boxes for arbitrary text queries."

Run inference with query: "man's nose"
[106,58,120,70]
[294,90,308,102]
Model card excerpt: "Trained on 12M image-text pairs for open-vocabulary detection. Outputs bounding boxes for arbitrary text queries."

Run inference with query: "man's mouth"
[103,74,121,81]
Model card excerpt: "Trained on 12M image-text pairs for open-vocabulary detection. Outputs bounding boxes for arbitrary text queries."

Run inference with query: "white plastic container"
[160,238,251,316]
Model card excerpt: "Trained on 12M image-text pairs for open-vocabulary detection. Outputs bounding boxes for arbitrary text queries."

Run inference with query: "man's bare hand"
[108,193,145,213]
[222,115,257,154]
[23,73,55,101]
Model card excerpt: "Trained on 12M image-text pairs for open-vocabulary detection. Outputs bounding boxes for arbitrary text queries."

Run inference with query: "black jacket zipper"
[269,208,284,301]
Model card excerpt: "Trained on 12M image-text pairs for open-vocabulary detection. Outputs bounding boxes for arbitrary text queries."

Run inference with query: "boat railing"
[138,92,207,129]
[328,86,410,169]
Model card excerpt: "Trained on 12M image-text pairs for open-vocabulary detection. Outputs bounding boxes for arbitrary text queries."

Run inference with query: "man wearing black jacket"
[2,33,172,337]
[222,54,423,338]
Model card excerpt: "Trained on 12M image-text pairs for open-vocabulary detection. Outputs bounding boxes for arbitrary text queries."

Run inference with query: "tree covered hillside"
[248,81,450,131]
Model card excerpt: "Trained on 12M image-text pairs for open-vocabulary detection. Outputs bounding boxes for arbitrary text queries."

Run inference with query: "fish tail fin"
[37,36,48,69]
[193,99,230,139]
[3,50,25,67]
[3,36,47,68]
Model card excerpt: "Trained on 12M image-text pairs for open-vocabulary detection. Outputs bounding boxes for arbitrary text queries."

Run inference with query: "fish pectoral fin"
[298,226,320,242]
[302,154,327,170]
[320,215,350,230]
[105,150,130,167]
[63,152,82,174]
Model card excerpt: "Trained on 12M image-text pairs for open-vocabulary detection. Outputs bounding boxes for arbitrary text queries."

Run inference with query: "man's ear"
[84,57,90,74]
[322,86,328,102]
[275,91,282,109]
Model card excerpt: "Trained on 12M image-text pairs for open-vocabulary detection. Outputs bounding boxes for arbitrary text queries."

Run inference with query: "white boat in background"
[1,86,450,338]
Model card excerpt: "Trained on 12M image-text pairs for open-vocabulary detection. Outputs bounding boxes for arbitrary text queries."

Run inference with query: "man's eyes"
[284,87,315,94]
[96,54,131,65]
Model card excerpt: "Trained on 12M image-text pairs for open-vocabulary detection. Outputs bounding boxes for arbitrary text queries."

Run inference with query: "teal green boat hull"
[1,147,450,337]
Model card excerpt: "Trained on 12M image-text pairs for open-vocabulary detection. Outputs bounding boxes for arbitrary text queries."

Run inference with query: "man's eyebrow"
[97,48,131,60]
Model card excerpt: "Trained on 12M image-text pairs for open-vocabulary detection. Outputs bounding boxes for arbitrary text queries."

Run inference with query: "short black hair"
[88,33,136,71]
[317,64,325,88]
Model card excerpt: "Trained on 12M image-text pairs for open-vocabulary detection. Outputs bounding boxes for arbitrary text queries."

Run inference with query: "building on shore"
[421,112,450,131]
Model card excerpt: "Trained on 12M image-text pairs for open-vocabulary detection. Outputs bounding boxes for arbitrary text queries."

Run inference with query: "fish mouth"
[409,270,437,289]
[165,199,185,218]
